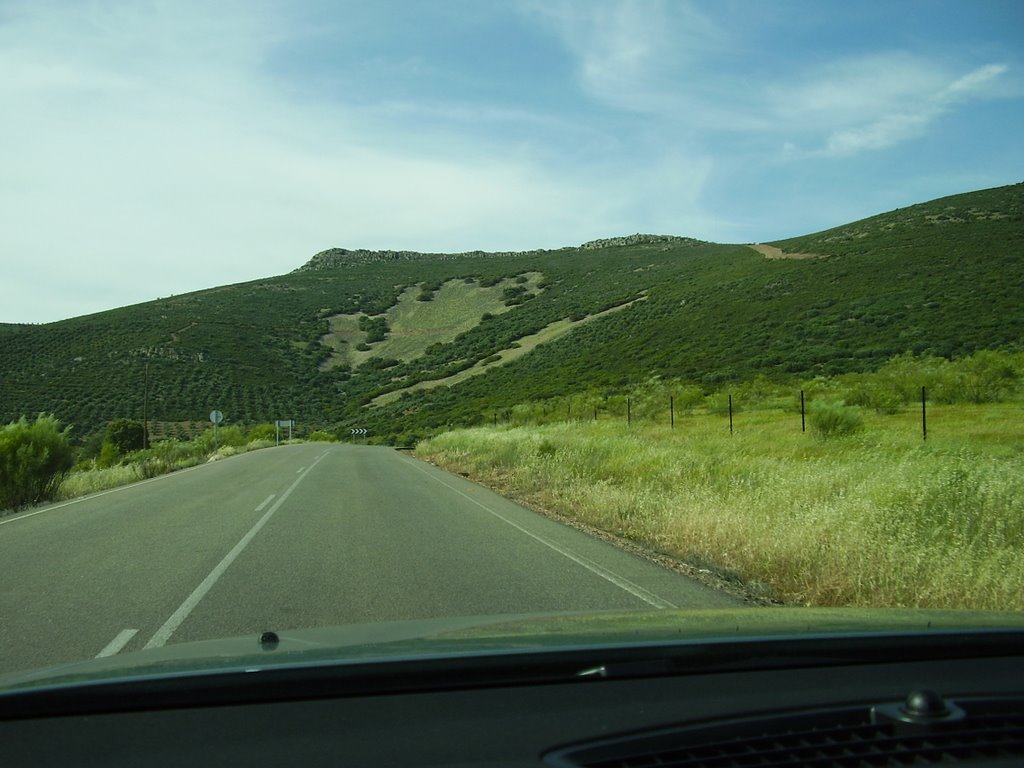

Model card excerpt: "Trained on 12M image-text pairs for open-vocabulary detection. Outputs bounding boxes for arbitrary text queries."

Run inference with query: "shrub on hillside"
[938,350,1019,404]
[502,285,527,300]
[96,441,121,469]
[809,401,864,439]
[395,431,425,448]
[672,385,706,410]
[132,439,199,476]
[0,415,75,512]
[247,423,277,442]
[105,418,145,453]
[844,380,902,414]
[357,315,390,343]
[77,431,105,461]
[707,392,740,416]
[206,425,246,448]
[871,353,950,403]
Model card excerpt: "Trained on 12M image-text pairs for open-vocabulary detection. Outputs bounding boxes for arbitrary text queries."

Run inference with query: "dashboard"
[4,631,1024,766]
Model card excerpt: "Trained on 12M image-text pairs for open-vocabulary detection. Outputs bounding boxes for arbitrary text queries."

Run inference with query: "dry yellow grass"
[416,407,1024,610]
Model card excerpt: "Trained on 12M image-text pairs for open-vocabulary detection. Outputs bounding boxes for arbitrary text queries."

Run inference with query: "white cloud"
[1,1,1019,321]
[823,112,933,156]
[768,53,945,122]
[526,4,1014,161]
[521,0,723,114]
[945,62,1008,96]
[0,0,714,323]
[812,61,1010,157]
[524,0,662,103]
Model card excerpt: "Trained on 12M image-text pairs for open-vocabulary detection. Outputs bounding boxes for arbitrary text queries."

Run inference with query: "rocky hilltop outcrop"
[295,246,548,271]
[296,234,704,271]
[579,234,707,249]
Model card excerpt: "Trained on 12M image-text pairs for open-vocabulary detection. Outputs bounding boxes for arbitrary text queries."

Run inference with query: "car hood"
[2,606,1023,693]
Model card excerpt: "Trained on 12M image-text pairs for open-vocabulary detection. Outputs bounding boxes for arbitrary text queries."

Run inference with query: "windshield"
[1,0,1022,688]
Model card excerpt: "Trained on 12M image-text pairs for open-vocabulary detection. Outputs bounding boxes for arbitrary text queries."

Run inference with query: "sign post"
[210,410,224,449]
[275,420,295,446]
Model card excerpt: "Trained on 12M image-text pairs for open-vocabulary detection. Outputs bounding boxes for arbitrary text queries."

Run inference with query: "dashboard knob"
[901,689,950,721]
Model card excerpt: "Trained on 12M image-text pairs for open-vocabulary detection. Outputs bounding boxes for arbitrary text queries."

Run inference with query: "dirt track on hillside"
[748,244,825,260]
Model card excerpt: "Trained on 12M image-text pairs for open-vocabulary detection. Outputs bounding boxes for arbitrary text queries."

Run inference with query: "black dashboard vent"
[546,698,1024,768]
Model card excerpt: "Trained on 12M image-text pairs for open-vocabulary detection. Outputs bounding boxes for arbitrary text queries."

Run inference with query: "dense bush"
[96,441,121,468]
[939,350,1019,404]
[808,401,864,439]
[357,315,390,343]
[106,418,145,453]
[844,380,903,414]
[673,385,707,410]
[247,423,277,442]
[211,425,247,448]
[836,351,1022,410]
[0,415,75,512]
[502,285,527,300]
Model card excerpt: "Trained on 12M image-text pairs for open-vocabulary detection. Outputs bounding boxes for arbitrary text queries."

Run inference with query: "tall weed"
[417,410,1024,611]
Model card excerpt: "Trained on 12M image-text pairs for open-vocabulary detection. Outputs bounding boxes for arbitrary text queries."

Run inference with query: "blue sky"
[2,0,1021,323]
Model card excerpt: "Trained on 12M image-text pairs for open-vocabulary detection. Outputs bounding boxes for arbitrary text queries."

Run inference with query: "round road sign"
[210,410,224,424]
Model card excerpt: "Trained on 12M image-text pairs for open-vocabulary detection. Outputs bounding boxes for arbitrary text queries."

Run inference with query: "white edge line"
[96,628,139,658]
[0,463,209,526]
[400,456,676,609]
[0,446,291,527]
[143,453,329,650]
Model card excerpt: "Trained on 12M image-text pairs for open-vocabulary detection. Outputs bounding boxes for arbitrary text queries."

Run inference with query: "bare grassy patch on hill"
[749,244,825,260]
[319,273,544,370]
[371,296,646,406]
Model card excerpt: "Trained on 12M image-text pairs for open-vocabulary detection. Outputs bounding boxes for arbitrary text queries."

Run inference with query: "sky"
[2,1,1022,323]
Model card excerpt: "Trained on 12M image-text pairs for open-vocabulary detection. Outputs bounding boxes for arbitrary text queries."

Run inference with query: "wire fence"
[490,386,939,440]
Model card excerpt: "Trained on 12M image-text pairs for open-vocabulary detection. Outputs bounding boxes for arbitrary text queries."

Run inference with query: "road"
[0,444,740,675]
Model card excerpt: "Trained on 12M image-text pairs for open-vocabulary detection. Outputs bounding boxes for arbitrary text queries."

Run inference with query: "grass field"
[372,296,647,406]
[320,273,544,369]
[376,273,544,361]
[54,439,277,501]
[416,403,1024,611]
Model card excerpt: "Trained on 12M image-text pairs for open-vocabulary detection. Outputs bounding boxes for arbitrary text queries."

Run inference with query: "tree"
[105,418,145,454]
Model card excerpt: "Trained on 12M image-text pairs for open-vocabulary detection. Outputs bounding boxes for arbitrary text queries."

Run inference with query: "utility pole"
[143,362,150,449]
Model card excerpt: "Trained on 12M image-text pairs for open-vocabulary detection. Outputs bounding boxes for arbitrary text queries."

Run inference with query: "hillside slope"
[1,184,1021,443]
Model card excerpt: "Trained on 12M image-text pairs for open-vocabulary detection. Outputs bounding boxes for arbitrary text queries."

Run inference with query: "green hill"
[1,184,1021,444]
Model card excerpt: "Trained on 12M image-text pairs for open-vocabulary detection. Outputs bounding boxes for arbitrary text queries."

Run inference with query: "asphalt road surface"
[0,444,741,675]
